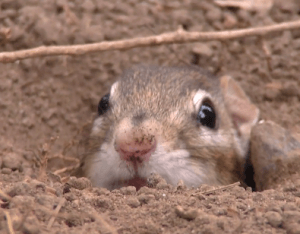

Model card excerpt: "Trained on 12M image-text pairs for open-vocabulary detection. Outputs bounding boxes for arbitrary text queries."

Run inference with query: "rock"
[228,41,243,54]
[250,121,300,191]
[92,187,110,196]
[137,194,155,204]
[205,7,222,22]
[176,180,187,191]
[94,197,112,210]
[156,181,169,190]
[192,43,213,57]
[175,206,198,220]
[2,152,22,170]
[283,203,297,211]
[120,186,136,195]
[1,168,12,174]
[223,12,237,29]
[7,182,32,197]
[81,0,96,12]
[275,0,299,13]
[283,211,300,222]
[284,223,300,234]
[67,177,92,190]
[22,216,40,234]
[126,197,140,208]
[264,211,282,227]
[147,173,167,188]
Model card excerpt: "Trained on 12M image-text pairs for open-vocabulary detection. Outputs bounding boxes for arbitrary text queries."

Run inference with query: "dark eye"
[98,94,110,115]
[197,101,216,129]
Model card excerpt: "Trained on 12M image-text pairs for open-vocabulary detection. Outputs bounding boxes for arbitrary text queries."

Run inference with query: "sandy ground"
[1,0,300,233]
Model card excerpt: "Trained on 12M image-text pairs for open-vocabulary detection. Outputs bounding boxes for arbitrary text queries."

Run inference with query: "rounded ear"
[220,75,260,156]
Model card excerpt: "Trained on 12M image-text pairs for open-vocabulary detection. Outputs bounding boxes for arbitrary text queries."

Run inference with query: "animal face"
[83,66,259,190]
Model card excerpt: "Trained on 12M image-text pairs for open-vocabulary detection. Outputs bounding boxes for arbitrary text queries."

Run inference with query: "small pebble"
[22,216,40,234]
[192,43,213,57]
[265,211,282,227]
[205,8,222,22]
[137,187,155,195]
[252,193,264,202]
[94,197,111,210]
[126,197,140,208]
[213,208,227,216]
[1,168,12,174]
[67,177,92,190]
[197,194,206,201]
[283,203,297,211]
[267,205,282,214]
[156,181,169,190]
[283,211,300,221]
[223,12,237,29]
[147,173,167,188]
[284,222,300,234]
[176,180,187,191]
[92,187,110,196]
[175,206,198,220]
[2,152,22,170]
[120,186,136,195]
[111,189,121,194]
[64,193,77,202]
[137,194,155,204]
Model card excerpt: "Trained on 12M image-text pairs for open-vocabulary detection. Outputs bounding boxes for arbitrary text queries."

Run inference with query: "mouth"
[113,176,147,190]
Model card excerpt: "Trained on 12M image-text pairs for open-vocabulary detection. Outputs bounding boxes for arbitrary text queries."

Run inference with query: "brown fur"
[77,65,259,189]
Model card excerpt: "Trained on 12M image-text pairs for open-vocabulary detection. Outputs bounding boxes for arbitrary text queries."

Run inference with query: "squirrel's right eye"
[98,94,110,115]
[197,101,216,129]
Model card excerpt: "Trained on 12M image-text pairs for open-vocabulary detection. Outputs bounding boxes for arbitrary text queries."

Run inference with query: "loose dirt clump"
[1,0,300,233]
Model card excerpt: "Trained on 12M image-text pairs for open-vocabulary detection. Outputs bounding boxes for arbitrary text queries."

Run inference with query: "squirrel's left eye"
[98,94,110,115]
[197,101,216,129]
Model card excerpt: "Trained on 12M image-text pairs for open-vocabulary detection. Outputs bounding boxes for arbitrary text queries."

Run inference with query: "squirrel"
[77,65,259,190]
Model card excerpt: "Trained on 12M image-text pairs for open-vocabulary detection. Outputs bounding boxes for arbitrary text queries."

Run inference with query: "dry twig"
[4,210,15,234]
[47,198,65,229]
[201,181,241,195]
[0,20,300,63]
[48,153,80,163]
[53,162,80,175]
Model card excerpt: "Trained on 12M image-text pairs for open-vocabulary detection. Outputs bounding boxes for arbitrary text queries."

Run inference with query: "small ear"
[220,75,260,155]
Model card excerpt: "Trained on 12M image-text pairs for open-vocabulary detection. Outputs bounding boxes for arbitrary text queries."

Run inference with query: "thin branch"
[201,181,241,195]
[47,198,65,229]
[0,20,300,63]
[53,162,80,175]
[4,211,15,234]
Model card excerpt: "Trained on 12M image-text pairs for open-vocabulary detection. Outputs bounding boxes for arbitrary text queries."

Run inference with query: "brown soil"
[1,0,300,233]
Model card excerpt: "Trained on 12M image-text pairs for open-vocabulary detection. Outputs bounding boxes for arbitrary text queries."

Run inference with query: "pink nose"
[115,135,156,164]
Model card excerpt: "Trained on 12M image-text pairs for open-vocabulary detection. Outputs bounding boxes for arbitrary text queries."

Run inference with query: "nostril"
[115,137,156,163]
